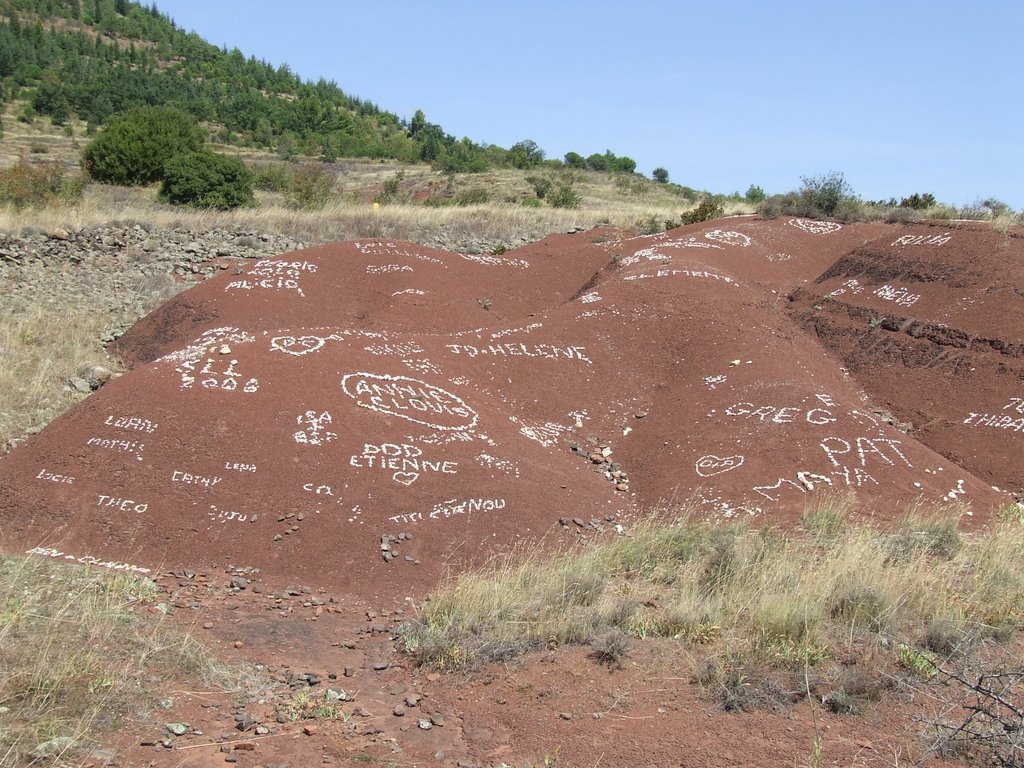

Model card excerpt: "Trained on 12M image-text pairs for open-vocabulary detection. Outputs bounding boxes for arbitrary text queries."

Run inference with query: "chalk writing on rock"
[891,233,951,247]
[176,357,258,393]
[623,269,736,284]
[36,468,74,484]
[366,264,413,274]
[402,359,442,375]
[271,335,327,356]
[695,455,744,477]
[171,470,221,488]
[341,373,478,431]
[225,259,317,297]
[446,343,592,364]
[788,219,842,234]
[349,442,458,486]
[86,436,144,461]
[104,415,158,433]
[873,284,920,307]
[387,497,507,525]
[962,411,1024,432]
[723,401,836,425]
[490,323,544,339]
[365,342,425,356]
[96,494,148,513]
[459,253,530,268]
[224,461,257,473]
[26,546,151,574]
[704,230,752,247]
[355,240,444,264]
[476,453,521,478]
[208,504,247,523]
[294,411,338,445]
[579,292,601,303]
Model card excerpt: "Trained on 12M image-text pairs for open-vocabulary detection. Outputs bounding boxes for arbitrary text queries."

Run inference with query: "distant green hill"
[0,0,643,176]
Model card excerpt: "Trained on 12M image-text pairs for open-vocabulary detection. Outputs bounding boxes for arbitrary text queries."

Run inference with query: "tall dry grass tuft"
[400,499,1024,680]
[0,554,276,765]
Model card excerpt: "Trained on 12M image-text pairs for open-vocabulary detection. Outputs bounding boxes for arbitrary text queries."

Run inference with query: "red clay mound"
[787,220,1024,495]
[0,220,1013,598]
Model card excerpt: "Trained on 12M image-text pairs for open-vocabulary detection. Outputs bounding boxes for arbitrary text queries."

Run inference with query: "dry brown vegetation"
[0,554,277,766]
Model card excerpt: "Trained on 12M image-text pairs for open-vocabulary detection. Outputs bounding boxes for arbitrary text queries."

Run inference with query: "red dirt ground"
[1,217,1019,766]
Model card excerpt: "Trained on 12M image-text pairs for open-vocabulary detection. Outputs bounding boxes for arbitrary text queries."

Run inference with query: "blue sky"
[156,0,1023,208]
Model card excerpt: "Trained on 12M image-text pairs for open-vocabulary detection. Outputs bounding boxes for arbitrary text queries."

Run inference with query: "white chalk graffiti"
[224,461,257,473]
[365,342,425,356]
[459,253,530,268]
[446,343,592,364]
[366,264,413,274]
[104,415,158,433]
[633,238,723,261]
[515,416,574,448]
[341,372,478,431]
[695,454,744,477]
[26,546,151,574]
[36,468,74,484]
[96,493,148,513]
[703,374,727,390]
[873,284,920,307]
[226,259,317,297]
[788,219,842,234]
[159,328,255,370]
[624,268,736,284]
[827,278,865,298]
[1005,397,1024,414]
[208,504,247,524]
[349,442,457,486]
[962,411,1024,432]
[388,497,507,525]
[723,401,837,426]
[86,436,143,461]
[819,436,912,469]
[704,230,752,247]
[891,232,951,247]
[302,482,335,496]
[355,240,444,265]
[765,252,792,262]
[490,323,544,339]
[392,288,426,296]
[178,357,258,393]
[402,358,442,375]
[271,335,328,355]
[579,292,602,303]
[476,453,521,478]
[171,470,221,488]
[294,411,338,445]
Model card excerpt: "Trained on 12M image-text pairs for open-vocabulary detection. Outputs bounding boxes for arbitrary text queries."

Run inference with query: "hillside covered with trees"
[0,0,642,175]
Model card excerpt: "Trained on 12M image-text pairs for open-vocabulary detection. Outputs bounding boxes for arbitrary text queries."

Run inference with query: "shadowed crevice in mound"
[0,219,1018,599]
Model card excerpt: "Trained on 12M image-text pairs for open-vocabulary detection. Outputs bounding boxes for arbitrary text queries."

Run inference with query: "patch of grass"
[0,554,274,765]
[400,504,1024,711]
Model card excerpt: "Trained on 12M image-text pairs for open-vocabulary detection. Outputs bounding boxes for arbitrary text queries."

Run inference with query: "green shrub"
[681,198,724,224]
[745,184,766,203]
[373,170,406,205]
[899,192,936,209]
[547,183,581,209]
[652,167,669,183]
[251,162,293,192]
[83,106,206,185]
[159,151,255,210]
[286,163,333,210]
[797,171,857,217]
[525,175,551,199]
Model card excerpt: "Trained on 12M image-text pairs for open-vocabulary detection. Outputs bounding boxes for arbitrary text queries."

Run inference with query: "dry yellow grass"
[0,554,277,766]
[400,496,1024,673]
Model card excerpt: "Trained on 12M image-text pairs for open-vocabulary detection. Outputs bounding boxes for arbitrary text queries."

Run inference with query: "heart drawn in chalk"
[695,454,744,477]
[392,471,419,486]
[272,335,325,356]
